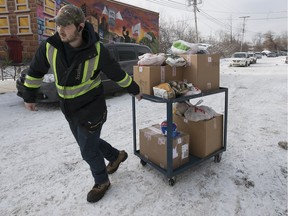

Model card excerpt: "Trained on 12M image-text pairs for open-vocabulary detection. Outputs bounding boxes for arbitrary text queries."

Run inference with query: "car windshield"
[233,53,246,58]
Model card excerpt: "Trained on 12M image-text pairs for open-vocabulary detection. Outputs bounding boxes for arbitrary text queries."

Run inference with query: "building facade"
[0,0,159,62]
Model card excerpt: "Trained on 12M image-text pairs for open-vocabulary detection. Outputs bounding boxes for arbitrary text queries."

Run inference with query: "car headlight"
[43,74,55,83]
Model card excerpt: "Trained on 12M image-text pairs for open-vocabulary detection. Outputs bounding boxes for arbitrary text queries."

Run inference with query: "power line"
[198,9,231,30]
[145,0,192,11]
[248,17,287,21]
[126,0,286,41]
[200,9,287,15]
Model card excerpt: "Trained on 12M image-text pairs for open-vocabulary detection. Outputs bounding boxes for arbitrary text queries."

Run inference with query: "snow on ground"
[0,56,287,216]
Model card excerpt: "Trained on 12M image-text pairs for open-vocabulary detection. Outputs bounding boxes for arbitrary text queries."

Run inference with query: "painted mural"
[67,0,159,52]
[0,0,159,62]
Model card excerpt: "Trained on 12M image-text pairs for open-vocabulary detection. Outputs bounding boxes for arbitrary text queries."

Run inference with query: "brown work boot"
[106,150,128,174]
[87,180,110,203]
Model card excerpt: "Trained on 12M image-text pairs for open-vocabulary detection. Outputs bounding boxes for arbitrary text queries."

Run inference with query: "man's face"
[57,24,80,43]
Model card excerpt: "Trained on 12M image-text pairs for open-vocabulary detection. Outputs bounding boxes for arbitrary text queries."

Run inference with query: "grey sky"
[116,0,287,42]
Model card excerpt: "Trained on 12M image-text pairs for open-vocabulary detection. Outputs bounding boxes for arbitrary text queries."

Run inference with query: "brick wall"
[0,0,39,62]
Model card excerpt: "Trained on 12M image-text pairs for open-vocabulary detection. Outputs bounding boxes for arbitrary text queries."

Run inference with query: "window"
[0,0,8,13]
[0,15,10,35]
[14,0,29,12]
[117,46,137,61]
[16,15,31,34]
[43,0,56,36]
[136,46,151,57]
[44,17,55,36]
[44,0,56,16]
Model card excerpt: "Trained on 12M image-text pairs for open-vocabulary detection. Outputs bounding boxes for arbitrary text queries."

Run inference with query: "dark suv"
[16,42,152,102]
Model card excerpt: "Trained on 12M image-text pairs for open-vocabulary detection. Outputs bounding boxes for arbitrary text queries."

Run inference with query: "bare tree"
[263,31,278,51]
[158,19,287,56]
[275,32,288,52]
[252,33,263,51]
[159,20,197,53]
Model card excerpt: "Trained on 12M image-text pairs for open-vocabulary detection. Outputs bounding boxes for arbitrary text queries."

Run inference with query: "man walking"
[22,4,141,203]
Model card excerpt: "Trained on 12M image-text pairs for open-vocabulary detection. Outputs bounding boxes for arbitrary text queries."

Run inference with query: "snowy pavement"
[0,56,287,216]
[0,79,17,94]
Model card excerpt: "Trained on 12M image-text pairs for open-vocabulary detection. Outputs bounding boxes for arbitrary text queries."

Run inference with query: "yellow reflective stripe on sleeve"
[24,75,43,88]
[57,75,101,99]
[116,73,132,88]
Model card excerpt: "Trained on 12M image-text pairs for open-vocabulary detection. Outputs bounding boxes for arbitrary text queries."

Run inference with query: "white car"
[229,52,251,67]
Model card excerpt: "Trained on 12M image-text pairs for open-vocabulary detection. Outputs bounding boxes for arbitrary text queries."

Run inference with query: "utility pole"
[230,15,233,43]
[239,16,250,52]
[193,0,198,42]
[188,0,201,43]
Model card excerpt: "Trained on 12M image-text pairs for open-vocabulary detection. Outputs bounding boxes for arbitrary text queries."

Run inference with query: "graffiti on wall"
[64,0,159,52]
[0,0,159,61]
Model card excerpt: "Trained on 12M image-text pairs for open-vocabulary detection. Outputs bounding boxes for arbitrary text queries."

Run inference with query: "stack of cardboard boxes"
[173,114,223,158]
[134,54,223,166]
[139,124,189,169]
[133,54,220,95]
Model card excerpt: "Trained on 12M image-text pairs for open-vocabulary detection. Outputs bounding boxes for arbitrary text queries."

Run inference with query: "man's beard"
[59,29,80,44]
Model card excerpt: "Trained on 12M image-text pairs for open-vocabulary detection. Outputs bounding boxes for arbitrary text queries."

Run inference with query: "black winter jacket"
[23,22,140,124]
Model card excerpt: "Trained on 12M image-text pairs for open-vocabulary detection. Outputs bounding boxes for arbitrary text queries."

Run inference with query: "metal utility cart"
[132,87,228,186]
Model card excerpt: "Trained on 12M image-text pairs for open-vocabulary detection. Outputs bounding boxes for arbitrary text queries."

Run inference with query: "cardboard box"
[173,114,223,158]
[139,124,189,169]
[180,54,220,92]
[133,65,183,95]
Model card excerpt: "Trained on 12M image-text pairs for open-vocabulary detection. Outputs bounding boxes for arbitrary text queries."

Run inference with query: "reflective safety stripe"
[46,43,58,84]
[116,73,132,88]
[24,75,43,88]
[45,42,101,99]
[82,43,100,82]
[57,75,101,99]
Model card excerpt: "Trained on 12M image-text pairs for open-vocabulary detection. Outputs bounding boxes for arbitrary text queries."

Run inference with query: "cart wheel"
[214,153,222,163]
[140,159,147,166]
[168,177,176,186]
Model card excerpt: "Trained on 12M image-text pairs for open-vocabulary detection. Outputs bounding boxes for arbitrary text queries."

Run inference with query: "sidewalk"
[0,80,17,94]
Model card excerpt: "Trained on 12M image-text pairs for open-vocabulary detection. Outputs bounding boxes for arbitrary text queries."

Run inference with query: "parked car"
[261,50,270,56]
[229,52,251,67]
[279,51,287,56]
[248,52,257,64]
[267,52,277,57]
[16,42,152,102]
[255,52,262,59]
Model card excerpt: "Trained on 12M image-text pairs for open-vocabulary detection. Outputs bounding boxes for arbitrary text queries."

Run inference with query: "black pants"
[69,118,119,184]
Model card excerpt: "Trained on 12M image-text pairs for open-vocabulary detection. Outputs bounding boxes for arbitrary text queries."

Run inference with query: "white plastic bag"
[184,105,217,122]
[171,40,199,54]
[174,102,190,116]
[137,53,166,66]
[165,54,187,67]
